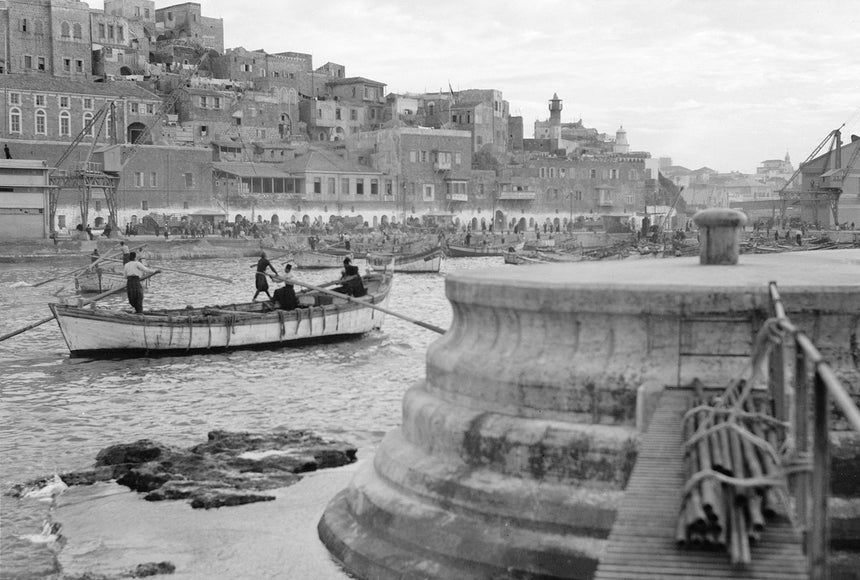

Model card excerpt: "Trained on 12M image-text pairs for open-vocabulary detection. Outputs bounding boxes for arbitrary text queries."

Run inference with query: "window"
[75,60,83,73]
[539,167,546,178]
[58,215,66,229]
[134,172,144,187]
[341,178,350,195]
[549,167,556,178]
[130,102,138,114]
[73,23,82,39]
[184,173,194,188]
[370,179,378,195]
[63,58,71,72]
[38,57,46,71]
[183,201,189,210]
[356,180,364,195]
[35,110,47,134]
[629,169,638,180]
[82,112,93,136]
[9,108,21,133]
[141,200,148,210]
[108,25,114,40]
[199,96,207,108]
[574,190,583,201]
[150,172,157,187]
[146,104,154,114]
[59,96,69,108]
[385,180,393,196]
[59,111,71,136]
[83,97,92,109]
[610,168,618,179]
[560,168,566,178]
[98,23,105,38]
[144,8,150,18]
[626,195,634,204]
[35,94,45,106]
[117,26,124,42]
[589,169,597,179]
[24,55,32,69]
[213,97,221,109]
[19,18,28,32]
[313,178,322,194]
[455,152,462,165]
[420,151,427,163]
[9,92,20,105]
[327,178,335,195]
[350,109,357,121]
[409,151,416,163]
[422,184,434,201]
[335,108,341,120]
[61,22,70,38]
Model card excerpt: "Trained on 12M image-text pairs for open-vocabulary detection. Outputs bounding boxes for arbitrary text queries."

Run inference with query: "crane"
[778,125,855,227]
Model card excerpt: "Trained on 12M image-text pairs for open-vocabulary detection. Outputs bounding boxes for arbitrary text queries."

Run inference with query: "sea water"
[0,255,500,579]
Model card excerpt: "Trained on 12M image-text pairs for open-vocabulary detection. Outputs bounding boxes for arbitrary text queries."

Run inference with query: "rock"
[19,430,357,509]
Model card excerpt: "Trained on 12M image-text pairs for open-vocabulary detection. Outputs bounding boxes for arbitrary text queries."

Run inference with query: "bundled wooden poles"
[677,380,787,564]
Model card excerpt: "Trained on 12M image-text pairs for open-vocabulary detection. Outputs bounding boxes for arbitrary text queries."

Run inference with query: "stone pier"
[319,248,860,579]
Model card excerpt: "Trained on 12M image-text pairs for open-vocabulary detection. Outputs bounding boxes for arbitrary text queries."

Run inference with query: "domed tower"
[614,125,629,154]
[548,93,562,144]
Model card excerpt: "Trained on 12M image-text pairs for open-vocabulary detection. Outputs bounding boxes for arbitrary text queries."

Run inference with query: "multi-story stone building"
[300,76,387,142]
[90,7,151,77]
[154,2,223,53]
[0,0,93,78]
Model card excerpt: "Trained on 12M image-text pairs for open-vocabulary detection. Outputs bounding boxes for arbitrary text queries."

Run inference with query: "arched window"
[9,107,21,133]
[59,110,71,136]
[61,22,70,38]
[82,111,94,137]
[73,23,82,39]
[35,109,47,135]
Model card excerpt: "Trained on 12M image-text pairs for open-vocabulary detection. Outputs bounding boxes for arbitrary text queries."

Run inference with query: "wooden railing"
[767,281,860,580]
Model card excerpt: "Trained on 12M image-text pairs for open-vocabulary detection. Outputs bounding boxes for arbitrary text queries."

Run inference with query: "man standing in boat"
[251,251,278,301]
[271,263,299,310]
[123,252,159,314]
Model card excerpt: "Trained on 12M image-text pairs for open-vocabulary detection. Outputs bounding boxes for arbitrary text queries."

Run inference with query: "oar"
[101,258,232,284]
[0,272,161,343]
[31,243,148,287]
[268,274,445,335]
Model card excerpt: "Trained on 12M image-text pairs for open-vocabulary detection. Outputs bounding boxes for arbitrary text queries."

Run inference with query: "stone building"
[90,5,152,77]
[0,0,93,78]
[154,2,223,53]
[300,77,387,142]
[0,73,161,145]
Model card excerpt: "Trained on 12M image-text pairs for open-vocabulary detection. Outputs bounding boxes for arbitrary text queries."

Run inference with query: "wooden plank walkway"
[594,388,809,579]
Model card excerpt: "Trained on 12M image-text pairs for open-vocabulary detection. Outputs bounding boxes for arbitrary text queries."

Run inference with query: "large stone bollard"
[319,250,860,579]
[693,208,747,265]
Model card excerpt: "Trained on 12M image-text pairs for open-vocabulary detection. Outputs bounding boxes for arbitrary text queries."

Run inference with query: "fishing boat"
[366,246,444,273]
[49,271,393,357]
[73,268,127,294]
[443,243,508,258]
[283,250,354,269]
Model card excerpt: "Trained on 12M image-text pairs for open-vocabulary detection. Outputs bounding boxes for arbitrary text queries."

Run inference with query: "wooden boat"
[49,271,393,357]
[74,268,127,294]
[443,243,508,258]
[503,249,586,265]
[283,250,354,269]
[366,246,444,273]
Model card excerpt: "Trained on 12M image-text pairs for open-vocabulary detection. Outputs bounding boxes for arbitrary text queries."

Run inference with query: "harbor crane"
[778,125,860,226]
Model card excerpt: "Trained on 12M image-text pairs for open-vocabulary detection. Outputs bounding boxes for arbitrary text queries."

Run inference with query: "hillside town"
[0,0,858,242]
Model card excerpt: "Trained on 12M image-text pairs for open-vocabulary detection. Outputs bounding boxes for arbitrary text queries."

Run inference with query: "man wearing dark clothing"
[272,264,299,310]
[251,251,277,300]
[334,257,366,297]
[4,144,11,159]
[123,252,159,313]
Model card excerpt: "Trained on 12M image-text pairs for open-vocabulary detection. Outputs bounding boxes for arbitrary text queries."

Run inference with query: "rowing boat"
[366,246,444,273]
[444,243,508,258]
[283,250,354,269]
[74,268,127,294]
[49,271,393,357]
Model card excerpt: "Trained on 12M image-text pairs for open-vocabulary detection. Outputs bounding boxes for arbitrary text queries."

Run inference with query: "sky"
[153,0,860,174]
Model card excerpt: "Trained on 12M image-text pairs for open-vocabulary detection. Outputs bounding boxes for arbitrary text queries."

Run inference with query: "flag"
[448,81,456,104]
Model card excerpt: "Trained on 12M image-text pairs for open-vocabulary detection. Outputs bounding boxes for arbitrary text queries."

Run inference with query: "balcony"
[434,159,452,171]
[446,193,468,202]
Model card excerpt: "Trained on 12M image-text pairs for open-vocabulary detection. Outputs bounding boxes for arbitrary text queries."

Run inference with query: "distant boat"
[366,246,444,273]
[443,243,508,258]
[74,268,127,294]
[49,271,393,357]
[283,250,354,269]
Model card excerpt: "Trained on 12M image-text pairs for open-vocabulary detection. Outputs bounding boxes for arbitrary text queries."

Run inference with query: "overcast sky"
[154,0,859,173]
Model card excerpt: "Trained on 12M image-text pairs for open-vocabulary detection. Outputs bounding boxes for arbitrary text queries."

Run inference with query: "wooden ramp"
[594,388,808,579]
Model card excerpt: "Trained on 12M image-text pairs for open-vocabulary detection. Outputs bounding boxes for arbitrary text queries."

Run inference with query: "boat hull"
[74,269,127,294]
[444,244,507,258]
[366,247,443,273]
[284,251,354,269]
[50,273,392,356]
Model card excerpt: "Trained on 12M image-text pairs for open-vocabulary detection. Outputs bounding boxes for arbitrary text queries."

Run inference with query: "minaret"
[614,125,629,154]
[548,93,562,144]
